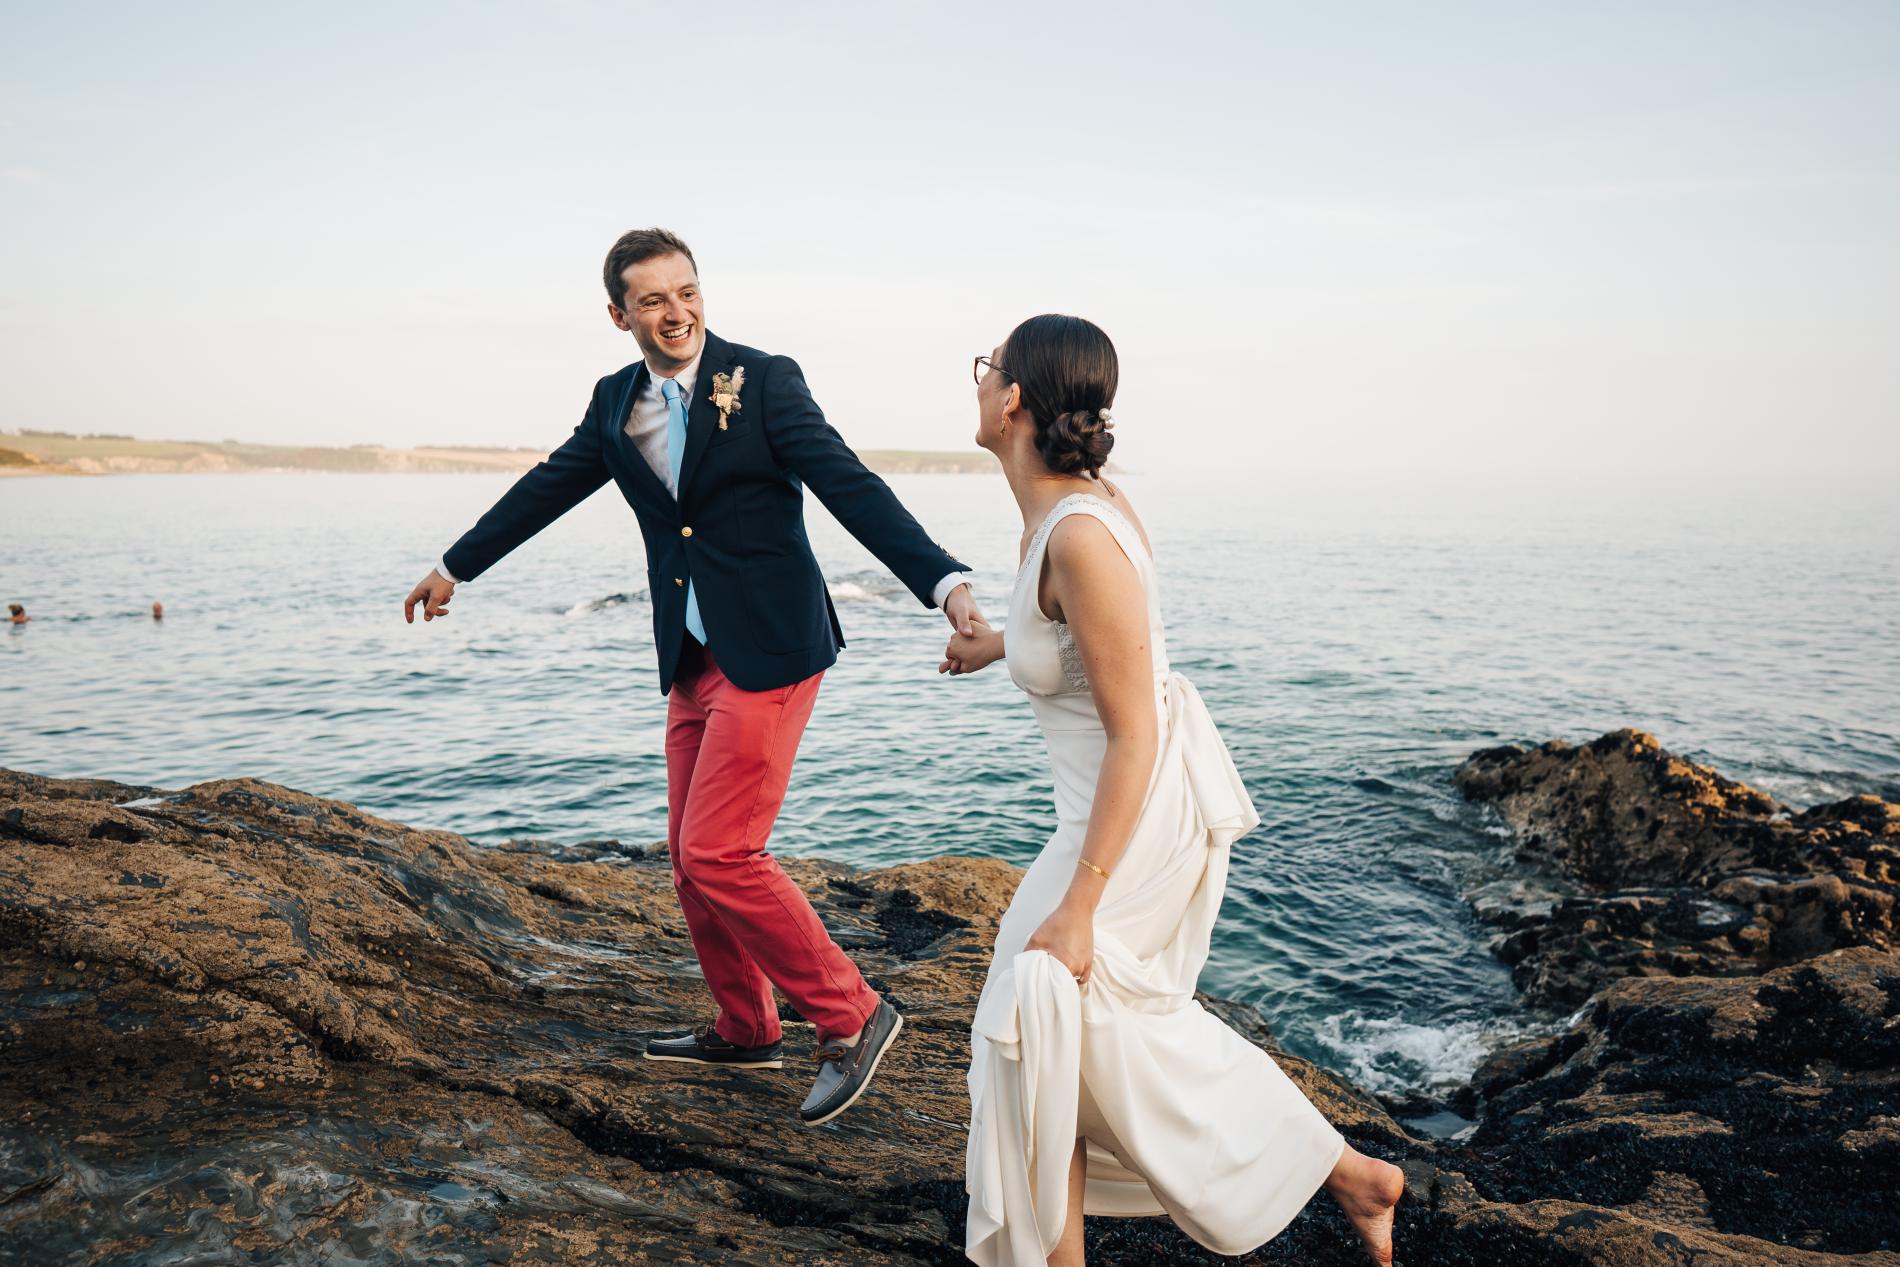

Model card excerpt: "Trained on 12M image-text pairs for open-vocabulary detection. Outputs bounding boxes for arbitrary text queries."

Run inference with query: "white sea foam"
[1754,771,1866,809]
[1312,1011,1542,1097]
[563,591,643,618]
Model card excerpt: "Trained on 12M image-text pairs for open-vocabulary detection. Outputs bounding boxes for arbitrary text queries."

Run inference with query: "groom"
[403,227,982,1124]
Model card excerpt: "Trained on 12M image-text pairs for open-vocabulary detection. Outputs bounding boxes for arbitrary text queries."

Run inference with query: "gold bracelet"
[1076,856,1111,880]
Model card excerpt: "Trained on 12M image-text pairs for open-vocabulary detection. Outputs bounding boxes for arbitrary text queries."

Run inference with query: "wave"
[562,591,648,618]
[1310,1010,1546,1098]
[827,574,909,603]
[1753,768,1900,809]
[553,576,904,617]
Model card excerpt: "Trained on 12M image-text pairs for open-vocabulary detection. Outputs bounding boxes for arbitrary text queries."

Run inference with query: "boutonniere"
[709,366,746,430]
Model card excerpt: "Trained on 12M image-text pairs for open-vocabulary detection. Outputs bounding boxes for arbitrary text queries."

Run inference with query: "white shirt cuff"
[931,571,969,609]
[437,555,463,585]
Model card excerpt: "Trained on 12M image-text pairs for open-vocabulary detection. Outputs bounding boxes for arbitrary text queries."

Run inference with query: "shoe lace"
[812,1040,850,1066]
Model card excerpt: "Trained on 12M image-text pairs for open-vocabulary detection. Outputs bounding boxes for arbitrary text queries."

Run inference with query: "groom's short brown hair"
[603,228,697,308]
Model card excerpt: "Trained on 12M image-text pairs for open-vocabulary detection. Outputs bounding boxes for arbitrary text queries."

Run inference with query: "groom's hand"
[943,582,984,637]
[404,569,456,623]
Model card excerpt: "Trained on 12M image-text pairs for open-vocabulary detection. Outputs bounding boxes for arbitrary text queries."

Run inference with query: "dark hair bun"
[1038,407,1115,477]
[999,313,1120,480]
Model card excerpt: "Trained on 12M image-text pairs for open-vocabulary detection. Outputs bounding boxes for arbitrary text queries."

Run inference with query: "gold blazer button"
[681,526,693,537]
[674,577,684,586]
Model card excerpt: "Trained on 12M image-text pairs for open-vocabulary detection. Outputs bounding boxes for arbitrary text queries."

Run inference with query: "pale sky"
[3,2,1895,482]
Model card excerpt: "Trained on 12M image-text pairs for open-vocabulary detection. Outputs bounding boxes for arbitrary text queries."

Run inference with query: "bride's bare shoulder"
[1045,500,1149,573]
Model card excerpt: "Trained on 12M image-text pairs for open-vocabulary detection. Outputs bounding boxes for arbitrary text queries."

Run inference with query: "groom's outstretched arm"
[759,355,971,609]
[437,385,613,585]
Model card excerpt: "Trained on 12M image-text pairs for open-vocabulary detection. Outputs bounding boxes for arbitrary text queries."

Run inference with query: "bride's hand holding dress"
[1022,899,1094,987]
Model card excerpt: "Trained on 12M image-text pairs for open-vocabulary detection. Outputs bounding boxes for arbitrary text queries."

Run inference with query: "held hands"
[939,581,1001,675]
[404,569,456,623]
[1024,898,1095,987]
[940,618,1004,676]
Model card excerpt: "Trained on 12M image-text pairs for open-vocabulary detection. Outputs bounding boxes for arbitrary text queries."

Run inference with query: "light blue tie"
[660,377,708,645]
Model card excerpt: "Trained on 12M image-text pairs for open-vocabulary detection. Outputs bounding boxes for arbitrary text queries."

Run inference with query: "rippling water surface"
[5,470,1896,1097]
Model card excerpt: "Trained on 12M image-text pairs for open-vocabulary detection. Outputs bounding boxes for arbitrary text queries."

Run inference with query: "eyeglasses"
[973,355,1012,386]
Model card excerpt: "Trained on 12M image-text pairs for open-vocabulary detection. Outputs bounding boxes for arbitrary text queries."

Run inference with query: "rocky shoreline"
[2,732,1895,1264]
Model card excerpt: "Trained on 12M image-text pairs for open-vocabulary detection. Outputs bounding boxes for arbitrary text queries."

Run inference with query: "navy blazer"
[441,331,970,694]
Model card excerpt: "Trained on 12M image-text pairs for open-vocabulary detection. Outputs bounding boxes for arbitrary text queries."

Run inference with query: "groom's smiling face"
[609,251,706,375]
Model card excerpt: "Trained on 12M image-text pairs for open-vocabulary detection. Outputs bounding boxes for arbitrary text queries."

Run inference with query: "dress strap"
[1017,494,1152,591]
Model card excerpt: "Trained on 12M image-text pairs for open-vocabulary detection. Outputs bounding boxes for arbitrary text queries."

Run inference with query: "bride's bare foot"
[1324,1142,1405,1266]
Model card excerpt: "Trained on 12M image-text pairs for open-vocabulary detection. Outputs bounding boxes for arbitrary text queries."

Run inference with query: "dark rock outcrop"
[1456,729,1897,1008]
[4,751,1896,1265]
[1455,946,1900,1257]
[1452,731,1900,1262]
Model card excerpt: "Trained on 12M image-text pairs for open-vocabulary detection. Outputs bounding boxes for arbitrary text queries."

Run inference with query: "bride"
[941,315,1405,1267]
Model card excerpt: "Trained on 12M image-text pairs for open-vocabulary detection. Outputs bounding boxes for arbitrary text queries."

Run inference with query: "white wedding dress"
[965,493,1347,1266]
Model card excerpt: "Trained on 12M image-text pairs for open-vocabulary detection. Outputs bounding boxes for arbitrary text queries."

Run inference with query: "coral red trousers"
[664,639,878,1047]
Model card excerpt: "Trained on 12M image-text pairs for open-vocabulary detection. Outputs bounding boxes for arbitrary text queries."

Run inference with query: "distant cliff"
[0,431,995,476]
